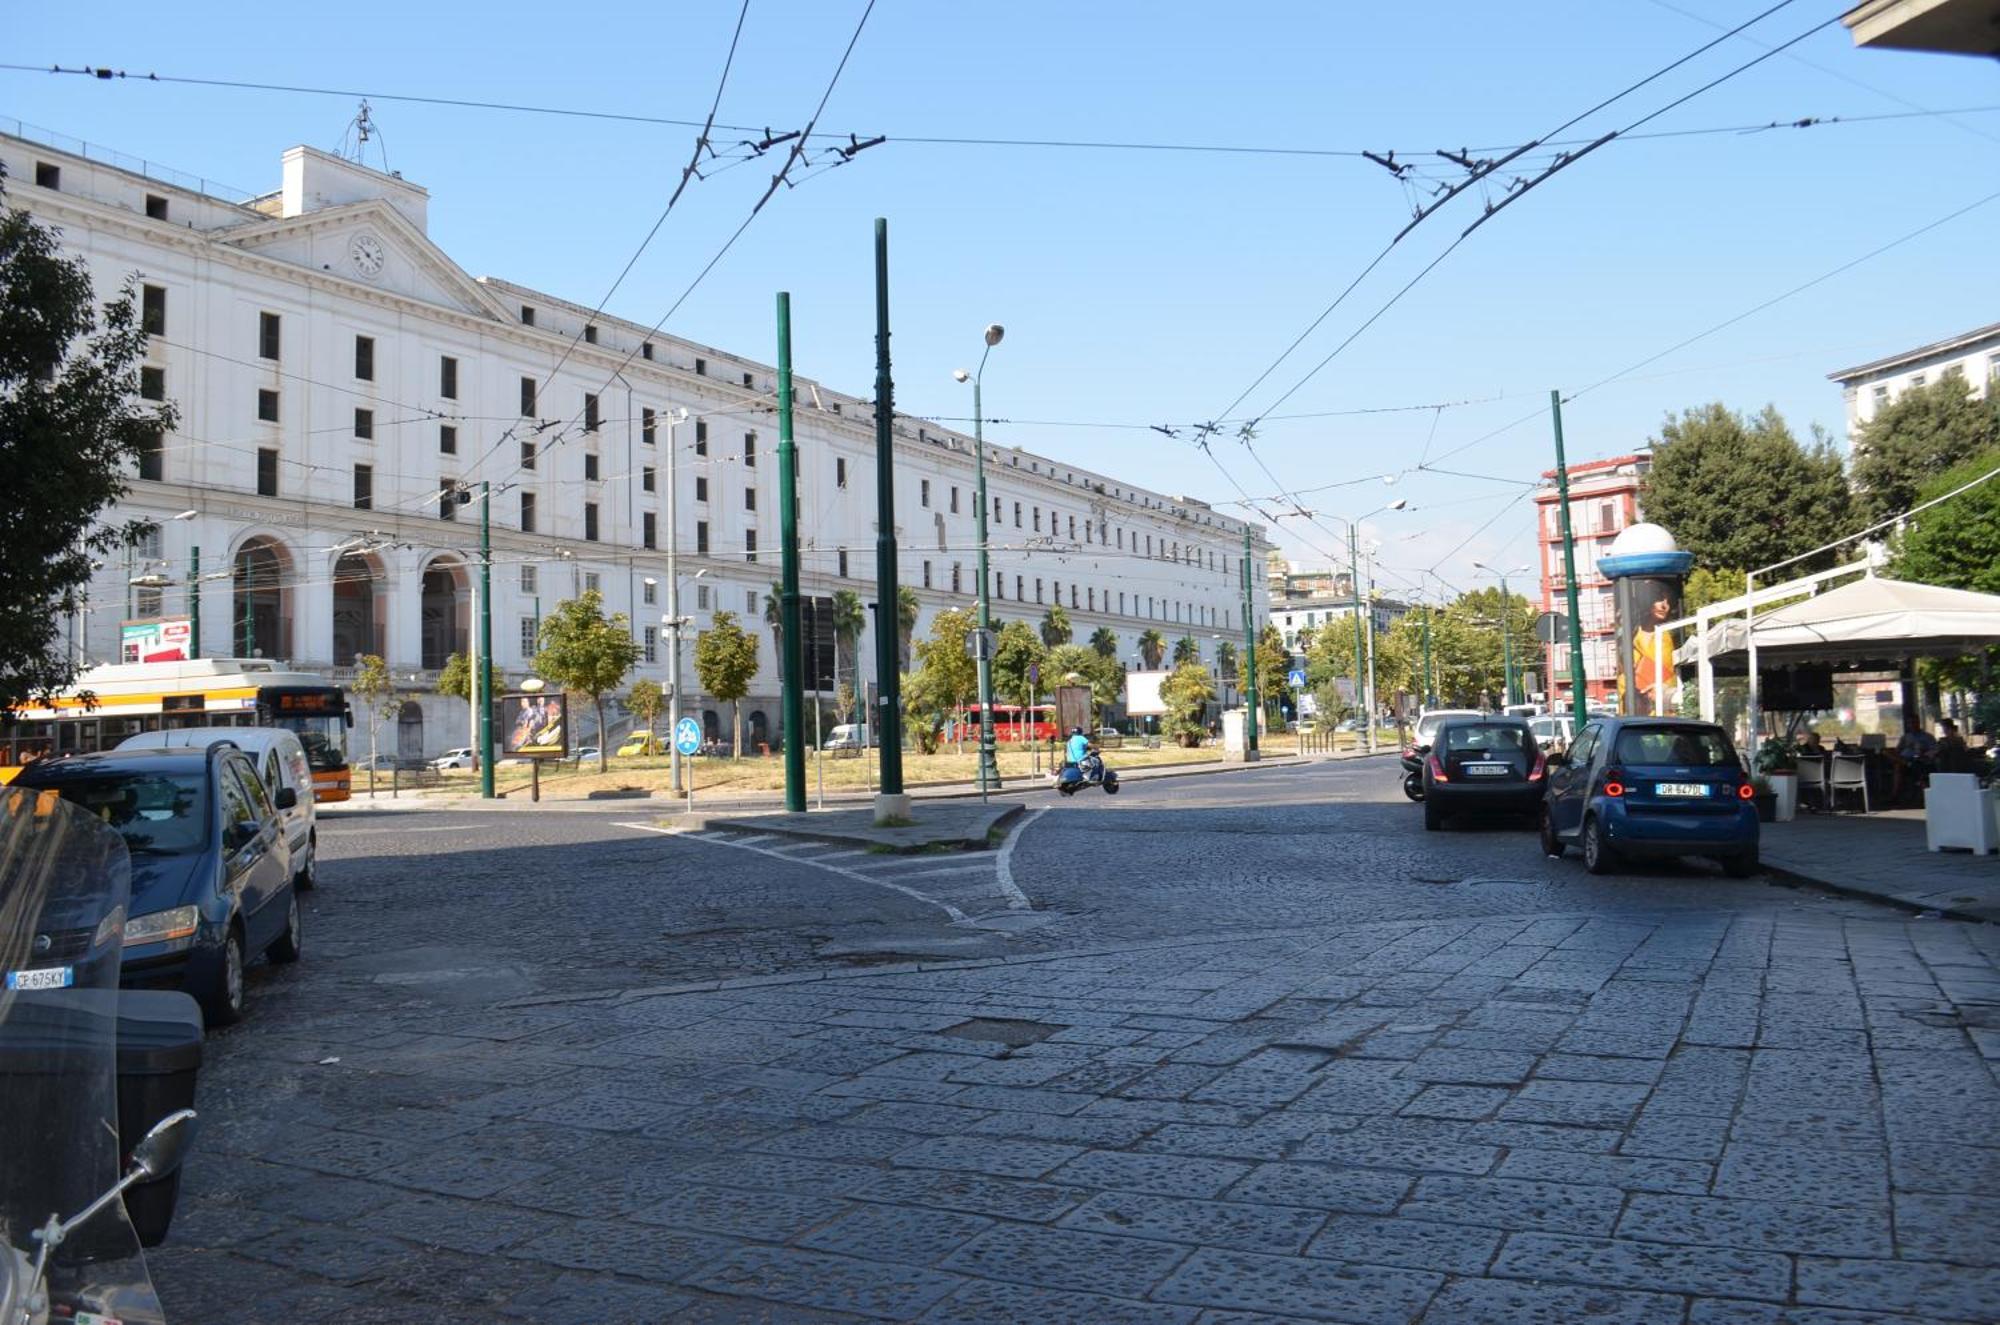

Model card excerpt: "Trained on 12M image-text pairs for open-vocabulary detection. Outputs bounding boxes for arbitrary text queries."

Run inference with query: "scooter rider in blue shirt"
[1065,727,1092,767]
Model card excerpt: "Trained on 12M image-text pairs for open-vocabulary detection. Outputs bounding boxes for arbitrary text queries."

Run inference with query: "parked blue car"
[1538,716,1760,877]
[14,744,301,1025]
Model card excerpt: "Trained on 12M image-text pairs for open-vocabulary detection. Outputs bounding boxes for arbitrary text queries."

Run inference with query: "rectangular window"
[994,495,1003,521]
[1034,509,1042,532]
[1911,373,1926,388]
[1088,587,1095,611]
[520,305,535,326]
[697,585,711,610]
[836,457,848,488]
[1068,515,1076,539]
[584,453,599,482]
[351,464,373,510]
[140,367,165,401]
[696,521,710,554]
[1013,502,1022,528]
[521,439,537,470]
[996,573,1004,600]
[642,512,657,550]
[1117,529,1124,549]
[642,580,657,606]
[952,564,962,594]
[838,549,849,578]
[145,193,168,220]
[354,408,373,440]
[641,341,654,361]
[642,625,657,664]
[742,371,755,387]
[642,466,655,493]
[745,487,757,512]
[747,589,757,613]
[521,617,538,657]
[642,407,656,446]
[921,479,931,508]
[584,572,601,594]
[695,476,708,502]
[354,335,374,381]
[695,420,708,455]
[1070,584,1078,608]
[1036,579,1045,604]
[256,448,279,497]
[584,323,598,345]
[521,565,537,594]
[520,376,537,417]
[440,479,458,522]
[695,357,707,376]
[519,491,536,532]
[1016,575,1024,600]
[744,432,756,466]
[584,393,600,433]
[950,486,960,514]
[141,285,166,337]
[138,429,164,482]
[257,389,279,423]
[437,355,460,399]
[923,561,933,589]
[744,529,758,562]
[1120,592,1126,614]
[35,161,58,190]
[258,312,281,361]
[440,424,457,454]
[584,503,599,542]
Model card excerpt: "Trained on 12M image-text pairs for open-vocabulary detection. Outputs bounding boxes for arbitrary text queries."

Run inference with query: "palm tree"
[764,581,784,687]
[1172,635,1199,665]
[1039,605,1072,647]
[1217,639,1239,679]
[1138,628,1166,670]
[1089,626,1118,660]
[831,589,867,696]
[897,585,921,671]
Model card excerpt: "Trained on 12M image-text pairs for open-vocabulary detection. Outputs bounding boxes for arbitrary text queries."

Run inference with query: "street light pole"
[478,481,494,799]
[1241,526,1259,755]
[869,219,906,822]
[776,292,806,813]
[1550,390,1590,728]
[956,323,1005,796]
[1347,525,1366,740]
[665,407,690,794]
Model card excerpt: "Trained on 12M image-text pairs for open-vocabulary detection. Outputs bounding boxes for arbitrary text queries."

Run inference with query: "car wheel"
[1582,814,1616,875]
[200,926,246,1027]
[1423,799,1444,832]
[1720,848,1759,879]
[267,892,303,965]
[293,831,316,892]
[1539,806,1566,859]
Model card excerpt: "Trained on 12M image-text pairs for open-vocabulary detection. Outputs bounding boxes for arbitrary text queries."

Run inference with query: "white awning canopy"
[1693,575,2000,671]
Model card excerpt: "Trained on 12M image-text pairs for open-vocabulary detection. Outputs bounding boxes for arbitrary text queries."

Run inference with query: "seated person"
[1934,719,1983,776]
[1797,730,1827,759]
[1890,724,1939,801]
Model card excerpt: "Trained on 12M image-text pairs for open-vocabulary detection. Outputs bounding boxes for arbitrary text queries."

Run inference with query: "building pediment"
[209,201,510,321]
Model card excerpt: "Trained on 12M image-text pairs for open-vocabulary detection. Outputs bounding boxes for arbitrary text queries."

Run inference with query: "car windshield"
[1443,724,1529,753]
[41,772,208,854]
[1614,726,1738,767]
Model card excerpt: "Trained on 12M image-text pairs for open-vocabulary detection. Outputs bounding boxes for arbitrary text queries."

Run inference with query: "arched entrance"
[331,552,385,664]
[232,536,293,659]
[419,559,468,671]
[396,700,424,763]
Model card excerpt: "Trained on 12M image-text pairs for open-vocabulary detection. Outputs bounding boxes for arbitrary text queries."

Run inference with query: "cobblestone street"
[153,759,2000,1322]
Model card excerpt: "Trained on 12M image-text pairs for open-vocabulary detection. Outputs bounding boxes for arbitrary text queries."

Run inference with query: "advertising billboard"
[1614,575,1682,716]
[120,616,192,664]
[500,692,569,758]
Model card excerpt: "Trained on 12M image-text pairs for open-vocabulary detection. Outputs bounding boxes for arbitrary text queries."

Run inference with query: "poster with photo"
[1615,576,1681,716]
[500,692,569,757]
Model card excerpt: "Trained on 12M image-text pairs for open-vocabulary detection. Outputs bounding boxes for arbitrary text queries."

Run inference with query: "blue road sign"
[673,716,703,756]
[1287,668,1307,690]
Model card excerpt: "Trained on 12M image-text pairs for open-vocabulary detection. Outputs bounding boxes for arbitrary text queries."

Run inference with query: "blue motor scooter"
[1056,751,1119,796]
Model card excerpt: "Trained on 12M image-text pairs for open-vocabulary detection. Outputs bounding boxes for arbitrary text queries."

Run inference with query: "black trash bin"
[114,989,204,1247]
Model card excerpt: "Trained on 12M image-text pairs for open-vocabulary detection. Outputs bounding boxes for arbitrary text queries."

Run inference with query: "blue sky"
[8,2,1997,600]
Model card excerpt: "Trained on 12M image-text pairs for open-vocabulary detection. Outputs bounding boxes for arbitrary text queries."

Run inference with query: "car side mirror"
[274,787,298,810]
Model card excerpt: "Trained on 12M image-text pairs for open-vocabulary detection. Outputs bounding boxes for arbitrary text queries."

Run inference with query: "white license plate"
[1466,764,1510,776]
[1656,782,1710,797]
[6,966,74,991]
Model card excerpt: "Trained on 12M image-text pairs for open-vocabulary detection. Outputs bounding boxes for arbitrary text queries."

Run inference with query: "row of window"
[34,160,171,220]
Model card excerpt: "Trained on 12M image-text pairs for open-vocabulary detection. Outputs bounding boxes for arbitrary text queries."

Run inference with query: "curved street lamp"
[954,323,1005,798]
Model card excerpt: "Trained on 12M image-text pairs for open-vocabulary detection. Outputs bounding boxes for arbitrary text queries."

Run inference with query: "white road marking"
[884,863,996,881]
[613,823,969,923]
[323,824,484,835]
[992,807,1045,910]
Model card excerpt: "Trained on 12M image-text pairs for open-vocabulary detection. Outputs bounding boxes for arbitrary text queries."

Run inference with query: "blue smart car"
[1538,717,1760,877]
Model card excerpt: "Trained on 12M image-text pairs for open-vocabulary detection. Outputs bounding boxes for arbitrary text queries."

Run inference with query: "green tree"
[693,609,760,759]
[1850,376,2000,526]
[1158,660,1216,747]
[1137,628,1166,669]
[897,584,920,670]
[348,653,399,782]
[834,680,856,725]
[534,590,641,771]
[1172,635,1199,665]
[1256,623,1288,723]
[904,607,977,752]
[1,175,177,714]
[991,620,1047,713]
[1089,626,1119,659]
[1047,643,1122,720]
[627,678,666,748]
[764,582,784,687]
[1431,587,1540,707]
[436,651,504,705]
[1892,450,2000,596]
[1639,402,1852,571]
[1040,604,1073,647]
[1683,566,1748,613]
[831,589,866,691]
[1216,640,1239,679]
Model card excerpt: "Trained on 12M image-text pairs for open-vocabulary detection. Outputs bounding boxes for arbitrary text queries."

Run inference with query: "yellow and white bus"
[3,658,353,801]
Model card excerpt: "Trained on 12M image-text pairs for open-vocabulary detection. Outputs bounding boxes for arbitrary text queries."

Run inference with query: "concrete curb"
[1760,855,2000,925]
[704,803,1024,854]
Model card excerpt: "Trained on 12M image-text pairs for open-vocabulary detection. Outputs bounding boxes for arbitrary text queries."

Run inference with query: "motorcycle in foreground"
[1056,752,1120,796]
[1,788,198,1325]
[1400,744,1429,801]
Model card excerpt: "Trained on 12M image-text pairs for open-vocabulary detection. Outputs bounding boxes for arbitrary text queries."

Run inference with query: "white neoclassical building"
[6,126,1271,754]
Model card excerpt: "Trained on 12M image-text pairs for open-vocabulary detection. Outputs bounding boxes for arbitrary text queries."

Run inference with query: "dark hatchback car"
[14,745,301,1025]
[1422,717,1547,830]
[1540,716,1759,877]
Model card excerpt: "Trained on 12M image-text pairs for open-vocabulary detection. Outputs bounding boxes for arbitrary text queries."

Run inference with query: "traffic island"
[702,801,1023,854]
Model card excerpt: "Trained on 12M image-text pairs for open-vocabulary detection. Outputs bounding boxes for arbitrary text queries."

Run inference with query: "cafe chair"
[1829,755,1871,813]
[1795,757,1828,812]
